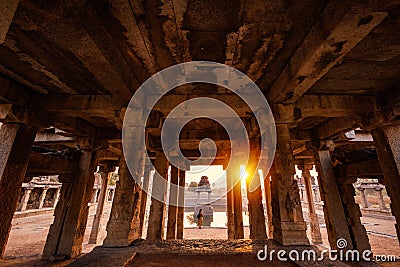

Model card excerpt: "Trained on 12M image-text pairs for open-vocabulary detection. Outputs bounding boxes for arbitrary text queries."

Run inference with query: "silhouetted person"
[197,209,204,229]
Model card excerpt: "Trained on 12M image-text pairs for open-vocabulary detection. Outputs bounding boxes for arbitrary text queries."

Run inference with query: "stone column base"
[273,221,309,246]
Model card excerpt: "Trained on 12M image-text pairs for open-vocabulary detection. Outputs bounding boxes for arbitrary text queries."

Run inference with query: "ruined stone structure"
[0,0,400,264]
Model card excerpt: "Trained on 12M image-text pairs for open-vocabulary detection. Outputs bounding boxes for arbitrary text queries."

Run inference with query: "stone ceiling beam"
[267,1,387,104]
[26,152,78,177]
[313,117,359,140]
[34,95,123,115]
[151,93,252,116]
[335,159,382,178]
[295,95,375,118]
[0,0,19,44]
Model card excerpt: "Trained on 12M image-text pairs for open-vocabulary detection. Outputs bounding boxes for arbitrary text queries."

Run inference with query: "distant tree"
[188,181,198,192]
[109,173,119,185]
[186,213,195,225]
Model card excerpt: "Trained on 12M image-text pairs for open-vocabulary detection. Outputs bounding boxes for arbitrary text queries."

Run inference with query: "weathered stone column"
[372,124,400,243]
[226,166,235,239]
[38,187,49,209]
[270,124,309,245]
[313,148,353,249]
[138,164,152,238]
[246,166,267,240]
[337,177,371,252]
[20,187,32,212]
[227,160,244,239]
[358,188,369,208]
[103,156,142,247]
[42,149,97,259]
[51,187,61,208]
[89,166,112,244]
[298,163,322,244]
[0,123,36,257]
[146,152,169,240]
[166,166,179,239]
[176,170,186,239]
[245,148,267,240]
[376,187,387,210]
[263,172,273,238]
[91,188,99,203]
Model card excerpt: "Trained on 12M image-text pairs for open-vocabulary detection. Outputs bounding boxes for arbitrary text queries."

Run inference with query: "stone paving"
[1,203,399,266]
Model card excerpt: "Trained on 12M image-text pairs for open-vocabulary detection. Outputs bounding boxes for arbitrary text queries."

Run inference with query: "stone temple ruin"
[0,1,400,266]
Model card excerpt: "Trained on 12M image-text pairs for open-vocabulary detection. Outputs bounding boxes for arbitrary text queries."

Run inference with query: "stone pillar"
[89,167,112,244]
[20,187,32,212]
[314,187,320,203]
[0,123,36,257]
[226,166,235,239]
[138,165,152,238]
[263,173,273,238]
[376,187,387,210]
[227,160,244,239]
[42,149,97,259]
[270,125,309,246]
[358,188,369,208]
[166,166,179,239]
[146,152,169,240]
[298,163,322,244]
[103,156,142,247]
[51,187,61,208]
[176,170,186,239]
[38,187,49,209]
[246,163,267,240]
[91,188,99,203]
[337,177,371,252]
[372,124,400,243]
[314,149,353,250]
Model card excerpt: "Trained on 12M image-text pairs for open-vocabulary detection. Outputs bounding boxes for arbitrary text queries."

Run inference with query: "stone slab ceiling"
[0,0,399,144]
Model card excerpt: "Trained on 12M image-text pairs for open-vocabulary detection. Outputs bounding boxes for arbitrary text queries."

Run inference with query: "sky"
[185,164,320,188]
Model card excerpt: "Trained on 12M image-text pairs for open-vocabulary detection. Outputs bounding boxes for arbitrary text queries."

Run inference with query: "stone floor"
[1,203,399,266]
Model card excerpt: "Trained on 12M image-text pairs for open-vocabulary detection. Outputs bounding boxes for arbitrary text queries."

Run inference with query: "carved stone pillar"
[298,163,322,244]
[51,187,61,208]
[20,187,32,212]
[138,164,152,238]
[337,177,371,252]
[358,188,369,208]
[226,166,235,239]
[166,166,179,239]
[246,150,267,240]
[0,124,36,257]
[103,155,143,247]
[89,166,113,244]
[38,187,49,209]
[42,149,97,259]
[176,170,186,239]
[372,124,400,243]
[263,172,273,238]
[270,125,309,245]
[376,186,387,210]
[314,148,353,250]
[146,152,169,240]
[227,160,243,239]
[91,188,99,203]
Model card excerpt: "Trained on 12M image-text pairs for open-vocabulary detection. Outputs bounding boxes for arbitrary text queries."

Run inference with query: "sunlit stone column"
[0,124,36,257]
[298,163,322,244]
